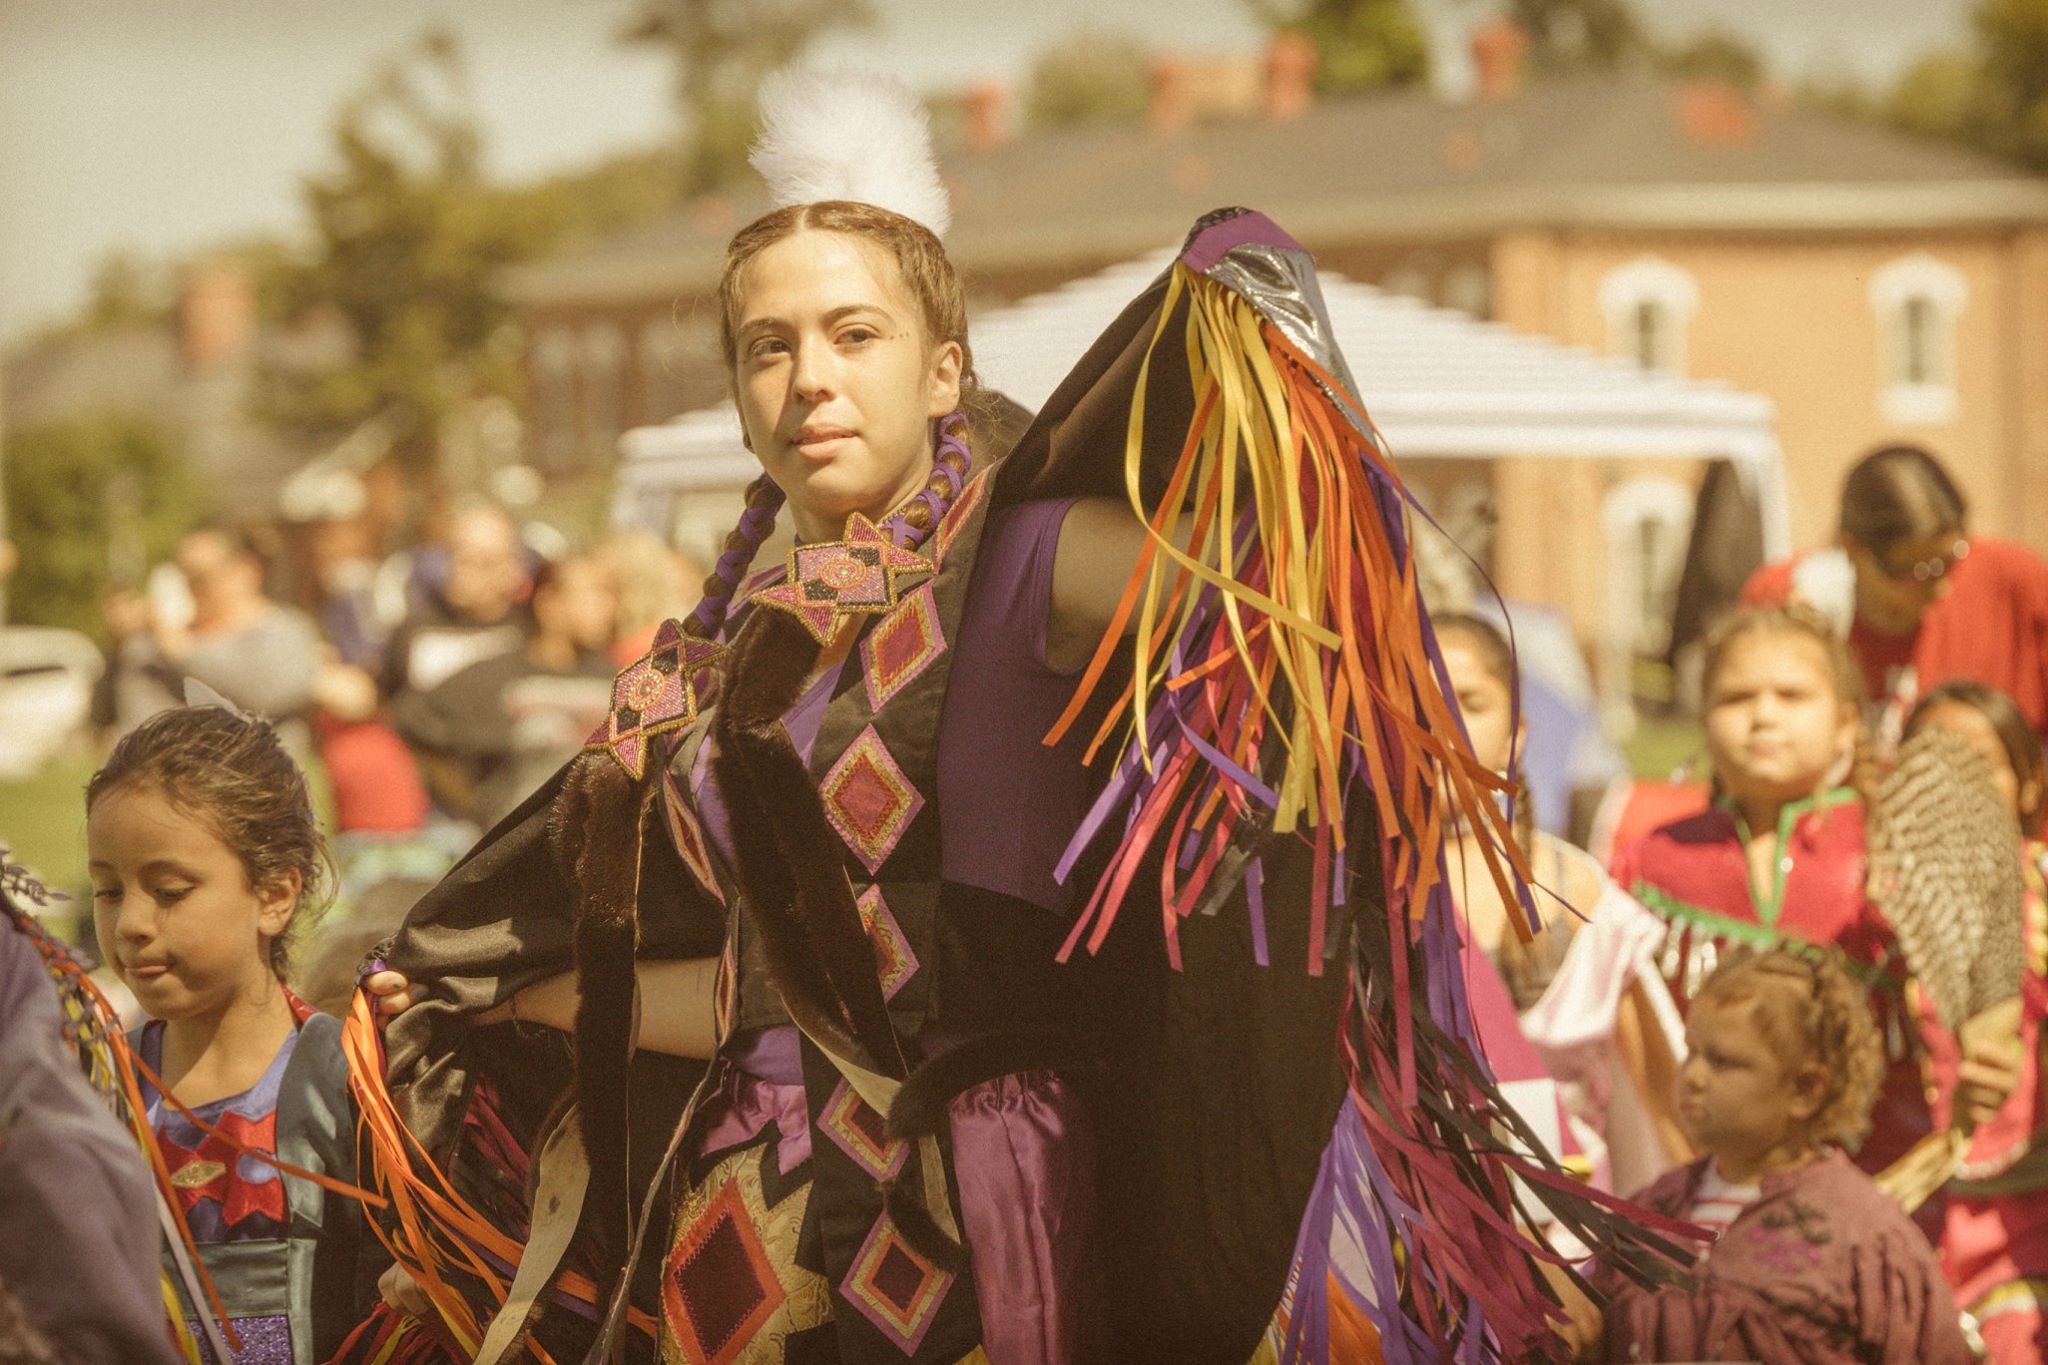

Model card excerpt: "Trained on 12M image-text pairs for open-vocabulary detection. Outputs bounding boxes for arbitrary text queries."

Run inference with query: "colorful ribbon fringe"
[1049,253,1692,1361]
[7,905,235,1363]
[339,993,659,1363]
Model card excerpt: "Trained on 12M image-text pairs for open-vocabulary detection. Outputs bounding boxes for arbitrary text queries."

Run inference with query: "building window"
[1870,253,1965,425]
[1442,263,1491,319]
[1599,257,1699,375]
[638,319,688,424]
[582,324,627,455]
[531,327,578,471]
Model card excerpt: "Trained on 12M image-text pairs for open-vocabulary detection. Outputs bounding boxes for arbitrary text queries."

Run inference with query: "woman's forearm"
[510,957,721,1060]
[1614,980,1694,1164]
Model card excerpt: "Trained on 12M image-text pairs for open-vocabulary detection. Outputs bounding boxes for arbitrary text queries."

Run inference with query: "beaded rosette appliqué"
[586,619,729,782]
[749,513,934,646]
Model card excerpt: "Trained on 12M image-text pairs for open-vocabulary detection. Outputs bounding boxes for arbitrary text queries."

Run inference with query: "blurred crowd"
[61,500,703,1005]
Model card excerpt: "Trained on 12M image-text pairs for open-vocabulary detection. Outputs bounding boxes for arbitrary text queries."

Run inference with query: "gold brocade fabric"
[659,1142,831,1365]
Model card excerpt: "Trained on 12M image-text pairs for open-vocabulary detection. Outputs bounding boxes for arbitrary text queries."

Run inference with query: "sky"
[0,0,1980,343]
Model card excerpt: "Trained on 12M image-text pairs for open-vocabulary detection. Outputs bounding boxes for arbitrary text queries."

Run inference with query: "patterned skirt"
[657,1027,1094,1365]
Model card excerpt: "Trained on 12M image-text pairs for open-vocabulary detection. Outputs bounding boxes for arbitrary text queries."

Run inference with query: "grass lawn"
[1622,714,1706,783]
[0,752,97,950]
[0,753,94,892]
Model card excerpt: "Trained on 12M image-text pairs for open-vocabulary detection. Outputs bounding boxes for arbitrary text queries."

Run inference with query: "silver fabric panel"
[1197,242,1391,462]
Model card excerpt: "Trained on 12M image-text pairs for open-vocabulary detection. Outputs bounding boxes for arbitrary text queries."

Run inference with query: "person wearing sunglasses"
[1743,445,2048,753]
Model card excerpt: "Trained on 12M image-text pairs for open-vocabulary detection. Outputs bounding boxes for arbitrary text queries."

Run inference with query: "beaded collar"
[584,414,972,781]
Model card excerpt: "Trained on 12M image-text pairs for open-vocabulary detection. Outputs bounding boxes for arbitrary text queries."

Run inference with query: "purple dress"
[688,498,1097,1361]
[1606,1151,1973,1364]
[141,1020,302,1365]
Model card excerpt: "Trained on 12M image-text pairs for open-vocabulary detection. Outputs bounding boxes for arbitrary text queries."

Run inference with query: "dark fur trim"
[886,1030,1095,1141]
[553,753,647,1262]
[711,612,902,1072]
[881,1161,969,1273]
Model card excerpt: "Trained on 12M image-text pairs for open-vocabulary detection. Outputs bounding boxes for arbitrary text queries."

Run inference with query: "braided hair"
[682,199,990,642]
[88,705,333,979]
[1694,947,1886,1149]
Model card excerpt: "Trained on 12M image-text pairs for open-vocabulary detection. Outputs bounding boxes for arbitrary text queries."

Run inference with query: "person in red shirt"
[1742,444,2048,749]
[1614,605,1936,1178]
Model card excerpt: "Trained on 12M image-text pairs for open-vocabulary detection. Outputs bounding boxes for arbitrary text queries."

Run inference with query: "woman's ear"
[256,868,302,940]
[925,340,963,419]
[1786,1061,1828,1122]
[1833,705,1861,766]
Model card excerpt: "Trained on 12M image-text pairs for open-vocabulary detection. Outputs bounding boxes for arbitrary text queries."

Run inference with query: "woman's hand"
[1954,1034,2026,1131]
[362,969,428,1022]
[377,1262,432,1317]
[364,969,523,1027]
[1953,998,2028,1132]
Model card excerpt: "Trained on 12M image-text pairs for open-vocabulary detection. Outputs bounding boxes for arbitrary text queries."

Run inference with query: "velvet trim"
[552,753,651,1263]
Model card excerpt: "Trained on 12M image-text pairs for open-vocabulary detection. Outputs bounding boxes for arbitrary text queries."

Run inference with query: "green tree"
[1886,49,1981,141]
[1656,28,1766,92]
[1025,30,1152,126]
[485,149,683,249]
[81,250,170,332]
[1244,0,1430,92]
[618,0,874,193]
[1509,0,1647,74]
[1971,0,2048,166]
[272,29,529,468]
[3,414,202,638]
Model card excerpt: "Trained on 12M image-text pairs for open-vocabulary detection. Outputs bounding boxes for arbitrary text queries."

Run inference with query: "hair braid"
[896,413,972,536]
[1696,948,1885,1149]
[685,474,786,640]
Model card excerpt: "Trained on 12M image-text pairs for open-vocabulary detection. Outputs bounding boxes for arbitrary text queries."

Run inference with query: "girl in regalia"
[348,73,1685,1365]
[1599,948,1972,1365]
[1432,613,1689,1195]
[1616,603,2028,1199]
[1905,680,2048,1363]
[1614,603,1941,1176]
[87,704,381,1364]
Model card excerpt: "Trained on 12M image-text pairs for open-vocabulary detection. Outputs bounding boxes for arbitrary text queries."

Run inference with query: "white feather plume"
[749,69,951,237]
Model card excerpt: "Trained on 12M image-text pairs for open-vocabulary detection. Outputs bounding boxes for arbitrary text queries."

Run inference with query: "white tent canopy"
[615,251,1789,556]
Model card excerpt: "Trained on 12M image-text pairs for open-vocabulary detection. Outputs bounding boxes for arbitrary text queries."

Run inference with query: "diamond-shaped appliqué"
[584,620,725,780]
[840,1214,953,1355]
[934,469,988,568]
[662,1179,783,1364]
[820,1077,908,1182]
[819,728,924,874]
[660,1145,829,1364]
[855,885,918,1000]
[861,583,945,711]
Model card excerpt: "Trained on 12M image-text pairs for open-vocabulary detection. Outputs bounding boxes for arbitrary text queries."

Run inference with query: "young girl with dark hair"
[1434,613,1689,1192]
[1907,681,2048,1362]
[1743,443,2048,744]
[1597,949,1971,1364]
[88,704,378,1364]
